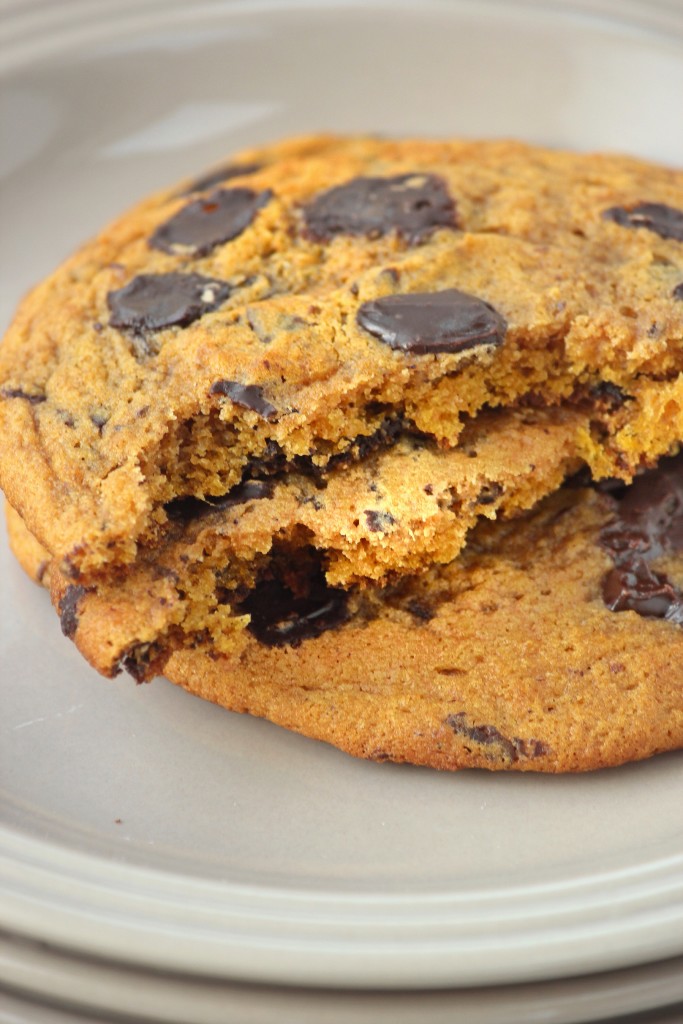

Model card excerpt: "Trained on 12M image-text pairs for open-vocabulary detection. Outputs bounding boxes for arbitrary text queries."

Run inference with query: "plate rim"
[2,0,683,75]
[1,0,683,994]
[1,825,683,987]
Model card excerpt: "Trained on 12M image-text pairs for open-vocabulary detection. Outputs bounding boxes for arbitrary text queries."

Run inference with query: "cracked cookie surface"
[8,454,683,772]
[1,135,683,583]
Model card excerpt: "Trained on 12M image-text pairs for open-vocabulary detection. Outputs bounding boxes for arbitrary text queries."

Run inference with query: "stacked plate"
[1,1,682,1021]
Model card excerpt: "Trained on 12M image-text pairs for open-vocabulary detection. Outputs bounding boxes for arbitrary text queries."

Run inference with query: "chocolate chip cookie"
[1,135,682,586]
[2,134,683,771]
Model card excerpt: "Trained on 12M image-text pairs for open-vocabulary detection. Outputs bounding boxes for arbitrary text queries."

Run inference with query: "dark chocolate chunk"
[108,273,230,333]
[602,561,680,619]
[59,584,87,639]
[674,283,683,300]
[210,478,275,510]
[245,439,288,480]
[406,599,435,622]
[90,410,109,434]
[364,509,396,532]
[168,415,409,526]
[445,712,549,761]
[476,482,504,506]
[181,161,263,195]
[150,188,272,256]
[0,387,46,404]
[209,380,278,422]
[329,417,405,469]
[165,495,206,522]
[165,479,275,522]
[599,452,683,624]
[242,558,349,647]
[118,642,157,683]
[603,202,683,242]
[303,174,457,243]
[590,381,630,408]
[357,289,507,355]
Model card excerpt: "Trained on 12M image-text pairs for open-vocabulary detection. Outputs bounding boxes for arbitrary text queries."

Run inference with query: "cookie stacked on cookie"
[1,135,683,770]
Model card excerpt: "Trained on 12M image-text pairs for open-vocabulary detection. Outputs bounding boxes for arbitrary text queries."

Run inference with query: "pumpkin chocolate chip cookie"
[1,134,683,772]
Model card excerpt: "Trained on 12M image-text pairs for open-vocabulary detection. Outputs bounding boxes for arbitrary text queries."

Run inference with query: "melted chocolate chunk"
[165,479,274,522]
[602,561,681,619]
[150,188,272,256]
[303,174,457,243]
[405,599,435,622]
[603,202,683,242]
[182,161,263,195]
[445,713,549,761]
[599,453,683,624]
[242,558,349,647]
[674,283,683,301]
[118,642,157,683]
[59,584,87,639]
[0,387,46,404]
[476,482,504,506]
[590,381,630,408]
[209,380,278,422]
[108,273,230,333]
[357,289,507,355]
[328,417,405,470]
[364,509,396,532]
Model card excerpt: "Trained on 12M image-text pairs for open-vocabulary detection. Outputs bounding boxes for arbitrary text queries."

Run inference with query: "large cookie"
[1,135,682,584]
[8,454,683,772]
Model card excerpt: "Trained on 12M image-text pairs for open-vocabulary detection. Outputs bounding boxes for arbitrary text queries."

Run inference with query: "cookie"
[1,135,682,586]
[9,454,683,772]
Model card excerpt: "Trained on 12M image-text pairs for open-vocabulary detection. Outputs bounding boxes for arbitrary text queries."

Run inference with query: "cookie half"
[1,135,682,581]
[39,405,584,678]
[7,454,683,772]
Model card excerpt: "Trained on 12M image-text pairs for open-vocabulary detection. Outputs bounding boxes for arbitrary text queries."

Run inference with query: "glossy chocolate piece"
[303,173,457,243]
[108,273,230,332]
[150,187,272,256]
[603,202,683,242]
[357,288,507,355]
[209,380,278,422]
[242,564,349,646]
[599,453,683,624]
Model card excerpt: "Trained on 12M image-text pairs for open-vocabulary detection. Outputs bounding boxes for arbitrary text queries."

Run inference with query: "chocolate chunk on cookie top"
[108,273,231,332]
[603,202,683,242]
[303,174,457,242]
[150,187,272,255]
[357,289,507,354]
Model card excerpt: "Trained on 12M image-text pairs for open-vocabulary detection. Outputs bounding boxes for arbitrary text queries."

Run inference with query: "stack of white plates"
[1,2,682,1021]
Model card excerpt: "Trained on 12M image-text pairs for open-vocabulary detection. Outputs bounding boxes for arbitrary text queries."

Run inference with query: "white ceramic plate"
[1,0,683,1016]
